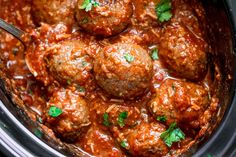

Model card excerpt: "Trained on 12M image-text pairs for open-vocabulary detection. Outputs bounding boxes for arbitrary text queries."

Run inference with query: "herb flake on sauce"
[155,0,173,22]
[80,0,99,12]
[48,106,63,117]
[103,113,110,127]
[151,48,159,60]
[160,122,185,147]
[118,111,128,127]
[124,53,135,63]
[157,116,167,122]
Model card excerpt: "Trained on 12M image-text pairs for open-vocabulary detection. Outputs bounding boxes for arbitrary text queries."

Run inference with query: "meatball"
[148,79,210,128]
[44,88,91,142]
[80,125,124,157]
[47,40,93,85]
[94,43,153,99]
[76,0,133,36]
[31,0,76,26]
[112,122,168,157]
[159,23,208,81]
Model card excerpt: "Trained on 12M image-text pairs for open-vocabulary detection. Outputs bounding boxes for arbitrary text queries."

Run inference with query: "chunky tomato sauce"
[0,0,220,156]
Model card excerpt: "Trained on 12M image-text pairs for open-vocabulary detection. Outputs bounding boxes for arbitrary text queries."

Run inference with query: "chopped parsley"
[151,48,159,60]
[67,79,72,85]
[124,53,134,63]
[160,122,185,147]
[79,0,99,12]
[34,129,43,138]
[120,140,129,149]
[82,61,88,67]
[118,111,128,127]
[76,85,86,93]
[103,113,110,127]
[155,0,173,22]
[48,106,63,118]
[157,116,167,122]
[37,116,43,124]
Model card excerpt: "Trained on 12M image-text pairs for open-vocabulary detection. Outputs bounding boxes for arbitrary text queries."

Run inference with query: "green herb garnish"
[124,53,134,63]
[80,0,99,12]
[157,116,167,122]
[120,140,129,149]
[34,129,43,138]
[155,0,173,22]
[82,61,88,67]
[48,106,63,118]
[151,48,159,60]
[76,85,86,93]
[67,79,72,85]
[118,111,128,127]
[103,113,110,127]
[37,116,43,124]
[160,122,185,147]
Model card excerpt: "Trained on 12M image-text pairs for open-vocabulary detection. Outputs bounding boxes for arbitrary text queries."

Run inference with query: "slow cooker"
[0,0,236,156]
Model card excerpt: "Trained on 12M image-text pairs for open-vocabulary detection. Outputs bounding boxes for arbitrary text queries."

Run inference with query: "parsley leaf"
[48,106,63,117]
[124,53,134,63]
[160,122,185,147]
[159,11,172,22]
[155,0,173,22]
[118,111,128,127]
[103,113,110,127]
[80,0,99,12]
[76,85,86,93]
[151,48,159,60]
[120,140,129,149]
[157,116,167,122]
[34,129,43,138]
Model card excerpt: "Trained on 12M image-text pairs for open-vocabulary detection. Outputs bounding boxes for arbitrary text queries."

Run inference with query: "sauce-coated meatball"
[31,0,76,26]
[94,43,153,99]
[44,88,91,142]
[113,122,168,157]
[148,79,210,128]
[159,23,208,81]
[80,125,124,157]
[47,40,92,85]
[76,0,133,36]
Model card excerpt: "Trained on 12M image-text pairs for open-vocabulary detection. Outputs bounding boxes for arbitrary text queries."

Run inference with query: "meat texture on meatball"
[44,88,91,142]
[148,79,210,128]
[94,43,153,99]
[47,40,93,85]
[31,0,77,26]
[159,23,208,81]
[112,122,168,157]
[76,0,133,36]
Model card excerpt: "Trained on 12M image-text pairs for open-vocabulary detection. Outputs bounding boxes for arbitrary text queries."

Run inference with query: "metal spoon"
[0,18,27,46]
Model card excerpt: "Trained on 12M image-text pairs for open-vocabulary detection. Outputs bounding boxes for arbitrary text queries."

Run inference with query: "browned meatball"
[46,40,93,85]
[80,125,124,157]
[44,88,91,142]
[148,79,210,128]
[159,23,208,81]
[94,43,153,99]
[31,0,77,26]
[112,122,168,157]
[76,0,133,36]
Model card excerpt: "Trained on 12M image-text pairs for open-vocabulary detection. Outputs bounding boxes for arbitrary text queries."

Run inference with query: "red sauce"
[0,0,220,156]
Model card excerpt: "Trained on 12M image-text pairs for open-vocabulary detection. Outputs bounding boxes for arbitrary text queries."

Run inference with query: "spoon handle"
[0,18,26,45]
